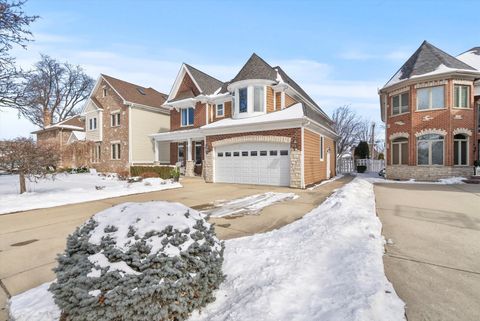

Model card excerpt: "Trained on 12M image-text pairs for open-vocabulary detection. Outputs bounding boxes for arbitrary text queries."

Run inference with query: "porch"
[151,128,205,177]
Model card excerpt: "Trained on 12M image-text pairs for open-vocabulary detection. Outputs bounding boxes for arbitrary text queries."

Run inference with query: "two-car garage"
[214,142,291,186]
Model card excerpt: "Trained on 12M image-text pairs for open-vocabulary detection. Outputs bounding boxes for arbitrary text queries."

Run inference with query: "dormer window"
[239,88,248,113]
[103,87,107,97]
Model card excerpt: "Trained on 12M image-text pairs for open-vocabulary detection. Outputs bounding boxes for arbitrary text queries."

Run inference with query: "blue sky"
[1,0,478,138]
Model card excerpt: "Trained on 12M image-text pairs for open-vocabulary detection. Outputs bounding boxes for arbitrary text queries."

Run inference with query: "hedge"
[130,166,175,179]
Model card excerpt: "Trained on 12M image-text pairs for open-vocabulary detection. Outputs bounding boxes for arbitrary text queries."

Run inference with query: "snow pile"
[358,172,465,185]
[0,173,182,214]
[8,282,60,321]
[48,201,224,321]
[9,178,405,321]
[203,192,298,218]
[307,174,344,190]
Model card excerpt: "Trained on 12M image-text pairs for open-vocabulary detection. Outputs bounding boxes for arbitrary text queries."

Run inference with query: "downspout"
[301,119,310,189]
[128,104,133,167]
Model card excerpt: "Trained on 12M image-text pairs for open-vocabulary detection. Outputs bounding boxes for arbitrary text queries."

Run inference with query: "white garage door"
[215,142,290,186]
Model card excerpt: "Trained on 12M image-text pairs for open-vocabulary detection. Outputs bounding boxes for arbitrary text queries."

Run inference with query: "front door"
[178,144,185,166]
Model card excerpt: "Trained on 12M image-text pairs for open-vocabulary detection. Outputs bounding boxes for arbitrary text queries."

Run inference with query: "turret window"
[239,88,248,113]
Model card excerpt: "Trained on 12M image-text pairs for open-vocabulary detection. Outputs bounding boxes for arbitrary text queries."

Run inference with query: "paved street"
[0,176,352,320]
[375,182,480,321]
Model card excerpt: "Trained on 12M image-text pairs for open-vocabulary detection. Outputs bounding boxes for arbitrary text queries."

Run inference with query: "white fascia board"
[101,76,128,104]
[166,64,203,102]
[150,128,204,142]
[81,75,103,114]
[303,117,339,139]
[227,79,275,92]
[165,98,199,110]
[201,118,304,136]
[127,102,170,115]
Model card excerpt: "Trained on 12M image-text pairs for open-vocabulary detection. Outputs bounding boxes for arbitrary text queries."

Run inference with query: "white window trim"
[416,85,445,111]
[416,136,444,166]
[111,142,121,160]
[319,135,324,161]
[453,135,469,166]
[180,107,194,127]
[110,112,121,127]
[391,139,408,165]
[88,117,97,131]
[233,85,267,119]
[391,92,409,116]
[216,103,224,117]
[453,84,470,109]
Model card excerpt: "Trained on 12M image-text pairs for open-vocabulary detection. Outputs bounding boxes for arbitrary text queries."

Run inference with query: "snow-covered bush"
[50,201,224,321]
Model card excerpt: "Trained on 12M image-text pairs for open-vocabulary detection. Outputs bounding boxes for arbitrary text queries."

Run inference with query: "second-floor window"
[253,86,264,112]
[89,117,97,130]
[181,107,194,126]
[392,92,409,115]
[216,103,224,117]
[111,112,120,127]
[453,85,469,108]
[417,86,444,110]
[239,88,248,113]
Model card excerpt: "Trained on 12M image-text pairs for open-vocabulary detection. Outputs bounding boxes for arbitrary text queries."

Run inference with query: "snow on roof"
[72,131,86,140]
[44,124,84,131]
[457,49,480,71]
[202,103,304,130]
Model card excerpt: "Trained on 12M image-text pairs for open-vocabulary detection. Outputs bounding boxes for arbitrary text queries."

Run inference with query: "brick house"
[379,41,480,181]
[32,115,86,168]
[151,54,338,188]
[82,74,170,173]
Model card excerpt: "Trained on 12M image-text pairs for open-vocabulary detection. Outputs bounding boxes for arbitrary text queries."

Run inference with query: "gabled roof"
[31,115,84,134]
[184,64,223,95]
[384,41,476,88]
[101,74,168,109]
[67,131,86,144]
[230,53,277,83]
[457,47,480,71]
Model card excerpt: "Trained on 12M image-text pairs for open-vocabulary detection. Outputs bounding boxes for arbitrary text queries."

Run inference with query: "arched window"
[391,137,408,165]
[417,134,444,165]
[454,134,468,166]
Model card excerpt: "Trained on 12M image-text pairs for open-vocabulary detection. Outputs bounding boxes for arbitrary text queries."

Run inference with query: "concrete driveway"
[0,175,352,320]
[375,183,480,321]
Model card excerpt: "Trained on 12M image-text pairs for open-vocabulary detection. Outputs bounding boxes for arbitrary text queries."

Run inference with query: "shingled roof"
[101,74,168,109]
[184,64,224,95]
[384,41,476,88]
[231,53,278,83]
[457,47,480,71]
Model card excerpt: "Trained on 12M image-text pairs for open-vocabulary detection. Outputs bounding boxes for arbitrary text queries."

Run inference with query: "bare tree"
[0,0,38,108]
[331,105,363,157]
[0,137,59,193]
[17,54,94,128]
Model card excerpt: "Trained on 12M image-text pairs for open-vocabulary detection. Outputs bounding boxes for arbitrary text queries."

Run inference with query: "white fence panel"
[356,159,385,173]
[337,158,355,174]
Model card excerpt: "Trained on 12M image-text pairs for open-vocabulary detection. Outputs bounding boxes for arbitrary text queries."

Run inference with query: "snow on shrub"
[49,201,224,321]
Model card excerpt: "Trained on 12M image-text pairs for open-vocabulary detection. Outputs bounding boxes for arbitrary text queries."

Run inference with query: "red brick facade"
[383,78,479,180]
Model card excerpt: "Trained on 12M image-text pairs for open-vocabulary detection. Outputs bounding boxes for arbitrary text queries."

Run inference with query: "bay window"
[391,138,408,165]
[453,134,468,165]
[181,107,194,126]
[253,86,264,112]
[417,86,444,110]
[392,92,409,115]
[239,88,248,113]
[453,85,469,108]
[417,134,444,165]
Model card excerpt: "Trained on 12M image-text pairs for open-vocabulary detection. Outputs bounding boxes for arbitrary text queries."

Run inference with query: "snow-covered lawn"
[8,177,405,321]
[202,192,298,218]
[0,173,181,214]
[358,172,466,185]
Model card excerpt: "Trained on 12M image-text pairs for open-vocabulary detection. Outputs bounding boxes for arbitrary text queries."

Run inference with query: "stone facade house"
[82,74,170,173]
[379,41,480,181]
[32,115,86,168]
[152,54,338,188]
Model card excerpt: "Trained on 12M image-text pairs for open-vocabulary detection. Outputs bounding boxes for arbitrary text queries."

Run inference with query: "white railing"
[356,159,385,173]
[337,158,355,174]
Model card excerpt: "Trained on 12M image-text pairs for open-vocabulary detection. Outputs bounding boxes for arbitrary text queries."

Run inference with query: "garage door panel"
[215,142,290,186]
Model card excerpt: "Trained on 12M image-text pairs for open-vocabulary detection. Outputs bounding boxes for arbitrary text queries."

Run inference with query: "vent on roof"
[136,88,146,95]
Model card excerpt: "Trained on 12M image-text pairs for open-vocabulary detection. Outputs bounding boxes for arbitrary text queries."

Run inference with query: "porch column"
[153,140,159,163]
[185,138,195,177]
